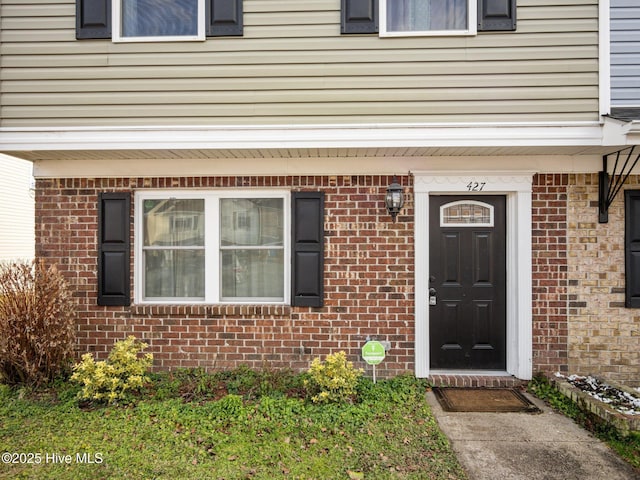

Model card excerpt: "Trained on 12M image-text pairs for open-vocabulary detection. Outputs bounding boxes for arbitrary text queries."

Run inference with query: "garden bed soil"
[552,375,640,437]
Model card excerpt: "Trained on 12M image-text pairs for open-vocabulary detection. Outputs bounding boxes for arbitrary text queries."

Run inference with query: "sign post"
[361,340,386,383]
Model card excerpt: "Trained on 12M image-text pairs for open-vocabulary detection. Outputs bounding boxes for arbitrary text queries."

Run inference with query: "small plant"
[306,351,363,404]
[71,336,153,404]
[0,259,76,386]
[528,373,582,418]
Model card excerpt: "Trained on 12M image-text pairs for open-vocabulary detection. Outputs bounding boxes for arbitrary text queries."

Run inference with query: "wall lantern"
[385,176,404,222]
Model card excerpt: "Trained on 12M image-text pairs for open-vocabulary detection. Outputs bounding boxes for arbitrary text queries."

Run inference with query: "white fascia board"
[599,0,611,117]
[0,122,605,152]
[32,155,605,179]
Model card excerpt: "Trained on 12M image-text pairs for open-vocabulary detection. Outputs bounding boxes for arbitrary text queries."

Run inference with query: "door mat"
[432,387,541,413]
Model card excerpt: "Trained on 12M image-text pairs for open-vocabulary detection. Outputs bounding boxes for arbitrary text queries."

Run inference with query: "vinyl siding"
[611,0,640,106]
[0,155,34,262]
[0,0,599,127]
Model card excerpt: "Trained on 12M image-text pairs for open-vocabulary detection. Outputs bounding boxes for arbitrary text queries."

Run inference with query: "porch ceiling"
[2,145,623,163]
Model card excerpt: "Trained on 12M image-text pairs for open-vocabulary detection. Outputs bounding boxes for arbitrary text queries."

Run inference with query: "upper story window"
[113,0,206,42]
[77,0,243,41]
[380,0,476,37]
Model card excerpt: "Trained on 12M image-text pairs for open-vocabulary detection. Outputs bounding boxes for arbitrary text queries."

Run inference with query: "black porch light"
[385,176,404,222]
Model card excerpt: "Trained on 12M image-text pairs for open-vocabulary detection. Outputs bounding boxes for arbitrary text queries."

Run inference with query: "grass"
[0,370,467,480]
[527,373,640,470]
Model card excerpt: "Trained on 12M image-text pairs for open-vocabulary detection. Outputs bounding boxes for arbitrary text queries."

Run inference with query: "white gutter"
[0,122,607,153]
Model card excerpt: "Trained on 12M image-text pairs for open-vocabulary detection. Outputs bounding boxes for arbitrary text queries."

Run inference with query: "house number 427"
[466,181,486,191]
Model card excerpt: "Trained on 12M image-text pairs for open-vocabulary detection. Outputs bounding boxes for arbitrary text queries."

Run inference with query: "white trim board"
[29,155,605,179]
[413,171,533,380]
[0,122,605,152]
[599,0,611,117]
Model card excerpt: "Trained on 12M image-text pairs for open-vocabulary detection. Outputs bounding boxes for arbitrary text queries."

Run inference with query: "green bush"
[0,259,76,386]
[306,351,363,404]
[71,336,153,404]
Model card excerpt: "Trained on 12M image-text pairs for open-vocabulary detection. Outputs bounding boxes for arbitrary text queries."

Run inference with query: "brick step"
[428,374,528,389]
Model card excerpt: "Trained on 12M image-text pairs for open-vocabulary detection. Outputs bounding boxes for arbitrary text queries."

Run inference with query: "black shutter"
[478,0,516,32]
[98,192,131,306]
[207,0,243,37]
[292,192,325,307]
[341,0,378,34]
[626,191,640,308]
[76,0,111,39]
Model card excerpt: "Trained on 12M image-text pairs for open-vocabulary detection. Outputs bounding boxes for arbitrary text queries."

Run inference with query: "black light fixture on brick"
[385,176,404,222]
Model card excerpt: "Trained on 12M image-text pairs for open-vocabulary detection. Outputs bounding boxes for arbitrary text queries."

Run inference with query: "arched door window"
[440,200,494,227]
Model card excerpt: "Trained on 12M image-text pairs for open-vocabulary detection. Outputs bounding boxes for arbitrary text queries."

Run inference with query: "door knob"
[429,288,437,306]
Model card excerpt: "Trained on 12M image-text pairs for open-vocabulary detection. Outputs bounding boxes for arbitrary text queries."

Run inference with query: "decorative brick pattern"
[532,174,569,375]
[35,175,415,377]
[566,174,640,386]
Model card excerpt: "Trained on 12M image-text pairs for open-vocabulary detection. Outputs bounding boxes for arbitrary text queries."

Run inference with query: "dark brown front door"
[429,195,506,370]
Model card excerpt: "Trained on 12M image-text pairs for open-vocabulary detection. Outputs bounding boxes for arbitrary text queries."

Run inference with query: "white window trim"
[380,0,477,37]
[134,189,291,305]
[113,0,205,43]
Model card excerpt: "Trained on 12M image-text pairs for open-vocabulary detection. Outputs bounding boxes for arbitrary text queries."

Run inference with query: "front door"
[429,195,506,370]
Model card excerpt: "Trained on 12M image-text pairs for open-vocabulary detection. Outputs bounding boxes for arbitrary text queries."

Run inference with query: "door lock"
[429,288,437,306]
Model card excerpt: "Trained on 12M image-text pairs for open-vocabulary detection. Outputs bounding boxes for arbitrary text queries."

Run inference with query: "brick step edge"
[428,374,527,389]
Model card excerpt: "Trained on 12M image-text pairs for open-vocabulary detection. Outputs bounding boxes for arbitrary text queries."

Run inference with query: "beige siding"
[0,0,600,127]
[0,155,34,262]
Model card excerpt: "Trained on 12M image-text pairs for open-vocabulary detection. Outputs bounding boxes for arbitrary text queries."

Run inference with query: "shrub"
[306,351,363,404]
[0,259,76,386]
[71,336,153,404]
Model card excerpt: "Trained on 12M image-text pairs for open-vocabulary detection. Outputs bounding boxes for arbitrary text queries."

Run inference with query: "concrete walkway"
[426,390,640,480]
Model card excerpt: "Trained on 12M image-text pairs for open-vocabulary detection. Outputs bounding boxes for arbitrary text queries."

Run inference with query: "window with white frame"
[136,191,289,303]
[440,200,494,227]
[113,0,205,42]
[381,0,476,36]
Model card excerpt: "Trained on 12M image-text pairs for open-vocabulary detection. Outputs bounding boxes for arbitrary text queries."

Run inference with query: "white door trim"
[413,171,534,380]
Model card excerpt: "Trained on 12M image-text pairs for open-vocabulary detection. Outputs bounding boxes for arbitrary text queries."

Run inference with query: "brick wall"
[532,174,569,376]
[567,174,640,386]
[36,172,639,385]
[35,175,415,377]
[531,173,640,386]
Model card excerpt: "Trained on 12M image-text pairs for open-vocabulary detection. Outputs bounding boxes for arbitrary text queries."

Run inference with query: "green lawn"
[0,372,467,480]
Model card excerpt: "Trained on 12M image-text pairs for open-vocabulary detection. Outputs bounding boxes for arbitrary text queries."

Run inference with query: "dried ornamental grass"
[0,259,76,386]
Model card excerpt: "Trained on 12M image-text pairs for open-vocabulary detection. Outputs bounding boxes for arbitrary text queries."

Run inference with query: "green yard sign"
[362,341,385,365]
